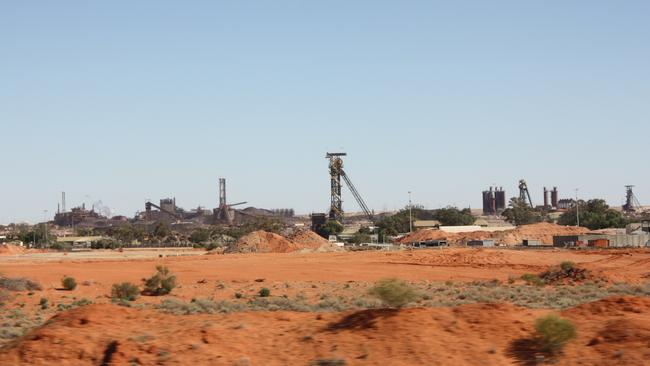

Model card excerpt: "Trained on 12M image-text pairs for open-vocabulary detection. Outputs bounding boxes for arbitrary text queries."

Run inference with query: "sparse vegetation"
[540,262,589,284]
[533,315,577,355]
[368,278,419,308]
[39,297,48,309]
[0,276,43,291]
[158,298,246,315]
[56,298,93,311]
[558,199,628,229]
[502,198,545,226]
[143,266,177,296]
[61,276,77,291]
[521,273,545,286]
[111,282,140,301]
[258,288,271,297]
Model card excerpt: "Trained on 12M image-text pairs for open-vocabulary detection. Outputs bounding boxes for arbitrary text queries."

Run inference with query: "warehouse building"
[553,233,650,248]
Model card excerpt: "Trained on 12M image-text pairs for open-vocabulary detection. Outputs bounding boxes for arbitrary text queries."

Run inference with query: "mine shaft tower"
[518,179,533,208]
[326,152,373,222]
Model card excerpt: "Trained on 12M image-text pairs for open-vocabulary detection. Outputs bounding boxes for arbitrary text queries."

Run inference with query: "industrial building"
[553,233,650,248]
[482,187,506,215]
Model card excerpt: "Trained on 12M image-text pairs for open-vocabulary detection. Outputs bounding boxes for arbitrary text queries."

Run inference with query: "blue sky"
[1,1,649,224]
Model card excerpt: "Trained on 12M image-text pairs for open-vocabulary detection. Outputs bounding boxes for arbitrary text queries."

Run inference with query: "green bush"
[534,315,577,354]
[39,297,48,309]
[560,261,575,272]
[521,273,545,286]
[111,282,140,301]
[258,288,271,297]
[368,278,419,308]
[61,276,77,291]
[143,266,176,296]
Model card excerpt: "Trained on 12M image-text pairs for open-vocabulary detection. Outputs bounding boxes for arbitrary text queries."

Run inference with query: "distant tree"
[315,220,344,238]
[502,198,544,226]
[558,199,628,230]
[350,232,372,244]
[75,227,94,236]
[432,207,475,226]
[375,205,474,236]
[15,224,53,248]
[189,228,211,244]
[153,223,171,238]
[108,224,146,244]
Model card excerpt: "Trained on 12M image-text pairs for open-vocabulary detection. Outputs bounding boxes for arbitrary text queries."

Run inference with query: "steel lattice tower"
[326,153,346,221]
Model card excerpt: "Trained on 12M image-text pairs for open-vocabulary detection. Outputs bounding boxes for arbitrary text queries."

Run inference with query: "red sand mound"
[398,223,590,246]
[225,230,299,253]
[2,297,650,365]
[0,244,26,256]
[288,229,342,252]
[226,230,341,254]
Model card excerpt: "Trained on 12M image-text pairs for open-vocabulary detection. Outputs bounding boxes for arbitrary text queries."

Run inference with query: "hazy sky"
[1,1,649,224]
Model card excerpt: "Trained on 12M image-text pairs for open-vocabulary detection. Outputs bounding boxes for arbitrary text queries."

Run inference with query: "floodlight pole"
[575,189,580,227]
[408,191,413,233]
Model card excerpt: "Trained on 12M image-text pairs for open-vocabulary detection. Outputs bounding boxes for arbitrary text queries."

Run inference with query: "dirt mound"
[0,244,26,256]
[287,229,330,248]
[225,230,300,254]
[288,230,342,253]
[564,296,650,317]
[3,297,650,365]
[398,223,590,246]
[225,230,342,254]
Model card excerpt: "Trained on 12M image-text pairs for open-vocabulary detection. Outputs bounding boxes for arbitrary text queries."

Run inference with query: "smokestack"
[62,191,66,213]
[543,187,549,209]
[551,187,559,208]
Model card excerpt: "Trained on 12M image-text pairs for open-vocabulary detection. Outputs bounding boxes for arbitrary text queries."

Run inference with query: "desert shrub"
[0,276,43,291]
[560,261,575,271]
[534,314,577,354]
[235,292,243,299]
[61,276,77,291]
[111,282,140,301]
[249,296,313,312]
[521,273,545,286]
[56,298,93,311]
[540,262,588,284]
[39,297,48,309]
[368,278,419,308]
[258,288,271,297]
[143,266,176,296]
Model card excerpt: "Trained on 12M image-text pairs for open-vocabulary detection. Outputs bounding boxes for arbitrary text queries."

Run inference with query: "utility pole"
[43,210,48,246]
[575,189,580,227]
[408,191,413,233]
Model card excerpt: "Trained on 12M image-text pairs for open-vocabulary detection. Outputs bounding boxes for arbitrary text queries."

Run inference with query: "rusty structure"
[145,198,181,222]
[54,201,104,227]
[325,152,373,223]
[518,179,533,208]
[551,187,559,209]
[482,186,506,215]
[623,185,642,213]
[213,178,247,224]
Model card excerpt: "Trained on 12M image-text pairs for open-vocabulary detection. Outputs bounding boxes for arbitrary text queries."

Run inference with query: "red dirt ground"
[2,248,650,365]
[2,248,650,310]
[1,296,649,365]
